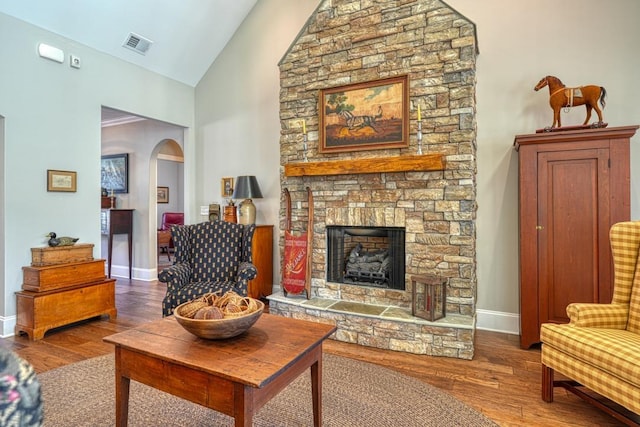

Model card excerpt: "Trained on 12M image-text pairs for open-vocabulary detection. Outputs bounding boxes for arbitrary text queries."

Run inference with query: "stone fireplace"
[269,0,478,359]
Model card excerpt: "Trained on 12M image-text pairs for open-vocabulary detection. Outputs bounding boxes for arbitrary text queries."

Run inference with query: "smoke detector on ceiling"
[122,32,153,55]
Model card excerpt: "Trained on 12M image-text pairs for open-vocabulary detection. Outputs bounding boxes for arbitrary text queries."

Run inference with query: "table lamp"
[232,176,263,225]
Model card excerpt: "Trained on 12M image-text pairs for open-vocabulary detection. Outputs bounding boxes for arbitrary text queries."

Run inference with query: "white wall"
[0,13,195,333]
[195,0,321,284]
[450,0,640,333]
[195,0,640,334]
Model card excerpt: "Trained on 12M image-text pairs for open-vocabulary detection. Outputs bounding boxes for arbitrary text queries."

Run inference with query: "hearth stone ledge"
[267,292,476,360]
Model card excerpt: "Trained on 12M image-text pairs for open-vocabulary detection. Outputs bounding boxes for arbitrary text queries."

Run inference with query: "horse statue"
[534,75,606,128]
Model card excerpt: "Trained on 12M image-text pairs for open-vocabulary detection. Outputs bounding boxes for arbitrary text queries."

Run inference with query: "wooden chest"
[22,259,106,292]
[31,244,94,266]
[15,279,117,340]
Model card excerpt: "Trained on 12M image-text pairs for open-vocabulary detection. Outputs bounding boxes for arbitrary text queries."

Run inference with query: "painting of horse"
[534,76,606,128]
[319,75,408,153]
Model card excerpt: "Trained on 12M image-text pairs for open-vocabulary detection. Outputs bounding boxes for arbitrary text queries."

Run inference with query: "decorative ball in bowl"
[173,291,264,339]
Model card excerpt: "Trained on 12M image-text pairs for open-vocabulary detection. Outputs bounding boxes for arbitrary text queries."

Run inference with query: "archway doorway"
[154,139,184,271]
[101,106,186,280]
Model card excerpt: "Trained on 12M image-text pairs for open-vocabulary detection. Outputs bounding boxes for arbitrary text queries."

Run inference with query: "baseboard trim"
[106,265,157,282]
[476,308,520,335]
[1,315,16,338]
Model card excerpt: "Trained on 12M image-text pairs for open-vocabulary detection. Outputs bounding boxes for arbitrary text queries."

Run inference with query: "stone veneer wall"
[277,0,477,357]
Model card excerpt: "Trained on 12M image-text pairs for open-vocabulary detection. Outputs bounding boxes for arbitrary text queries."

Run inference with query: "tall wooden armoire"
[514,125,638,349]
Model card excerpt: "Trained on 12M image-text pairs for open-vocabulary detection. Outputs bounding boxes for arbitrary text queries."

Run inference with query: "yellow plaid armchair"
[159,221,256,316]
[541,221,640,420]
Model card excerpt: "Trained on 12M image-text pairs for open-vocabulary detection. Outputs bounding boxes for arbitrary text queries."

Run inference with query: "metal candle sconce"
[416,105,423,155]
[301,119,308,162]
[303,133,308,162]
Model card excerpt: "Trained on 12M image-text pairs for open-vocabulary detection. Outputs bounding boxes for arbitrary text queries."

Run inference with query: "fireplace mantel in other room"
[284,154,445,177]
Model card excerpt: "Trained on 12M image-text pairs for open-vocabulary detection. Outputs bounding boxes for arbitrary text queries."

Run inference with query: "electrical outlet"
[70,55,81,69]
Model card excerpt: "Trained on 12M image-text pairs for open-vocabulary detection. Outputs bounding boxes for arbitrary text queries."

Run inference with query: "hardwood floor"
[1,278,626,426]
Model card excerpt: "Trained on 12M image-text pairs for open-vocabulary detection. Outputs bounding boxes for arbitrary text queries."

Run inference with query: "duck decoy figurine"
[46,232,79,247]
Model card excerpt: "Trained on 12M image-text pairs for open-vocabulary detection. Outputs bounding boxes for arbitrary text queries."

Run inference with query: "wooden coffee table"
[103,313,336,427]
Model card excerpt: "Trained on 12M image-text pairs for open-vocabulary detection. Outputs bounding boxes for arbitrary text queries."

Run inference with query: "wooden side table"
[157,230,172,262]
[107,209,134,279]
[249,225,274,299]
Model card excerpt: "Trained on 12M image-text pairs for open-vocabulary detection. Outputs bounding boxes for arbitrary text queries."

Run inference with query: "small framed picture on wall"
[47,169,77,192]
[157,186,169,203]
[221,177,234,198]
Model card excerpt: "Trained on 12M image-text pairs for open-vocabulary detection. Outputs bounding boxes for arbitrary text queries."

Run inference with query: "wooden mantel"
[284,154,445,177]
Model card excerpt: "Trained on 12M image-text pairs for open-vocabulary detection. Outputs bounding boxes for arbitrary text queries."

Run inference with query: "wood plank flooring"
[1,278,626,426]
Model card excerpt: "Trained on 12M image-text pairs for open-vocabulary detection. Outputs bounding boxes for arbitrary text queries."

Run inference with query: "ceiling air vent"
[122,32,153,55]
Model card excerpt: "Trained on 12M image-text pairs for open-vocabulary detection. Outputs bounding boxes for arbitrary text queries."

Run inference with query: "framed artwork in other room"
[157,186,169,203]
[319,75,409,153]
[101,153,129,193]
[47,169,77,192]
[221,177,234,198]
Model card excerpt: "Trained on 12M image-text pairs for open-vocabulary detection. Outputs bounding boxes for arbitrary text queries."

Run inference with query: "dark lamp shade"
[231,176,263,199]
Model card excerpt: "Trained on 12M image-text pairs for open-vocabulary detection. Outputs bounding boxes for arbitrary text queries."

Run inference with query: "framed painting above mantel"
[319,75,409,153]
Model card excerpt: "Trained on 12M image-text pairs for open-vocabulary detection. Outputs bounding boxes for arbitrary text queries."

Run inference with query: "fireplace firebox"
[326,226,406,290]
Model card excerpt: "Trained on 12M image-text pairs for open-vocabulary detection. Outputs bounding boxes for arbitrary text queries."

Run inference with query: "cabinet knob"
[536,225,544,230]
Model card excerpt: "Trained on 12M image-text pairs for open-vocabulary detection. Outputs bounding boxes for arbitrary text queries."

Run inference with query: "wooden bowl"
[173,299,264,339]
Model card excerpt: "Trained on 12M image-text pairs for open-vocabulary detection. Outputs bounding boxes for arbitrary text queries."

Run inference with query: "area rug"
[38,353,497,426]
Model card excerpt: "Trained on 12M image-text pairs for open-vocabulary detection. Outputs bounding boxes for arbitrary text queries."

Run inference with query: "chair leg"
[542,363,554,402]
[158,245,171,262]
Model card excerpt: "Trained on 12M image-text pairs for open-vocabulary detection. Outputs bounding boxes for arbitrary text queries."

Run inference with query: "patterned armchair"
[541,221,640,420]
[159,220,256,317]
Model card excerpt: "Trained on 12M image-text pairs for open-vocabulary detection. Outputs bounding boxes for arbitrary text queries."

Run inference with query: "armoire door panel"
[538,150,605,324]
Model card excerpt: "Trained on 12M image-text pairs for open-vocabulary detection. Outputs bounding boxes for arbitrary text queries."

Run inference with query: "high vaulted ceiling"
[0,0,258,87]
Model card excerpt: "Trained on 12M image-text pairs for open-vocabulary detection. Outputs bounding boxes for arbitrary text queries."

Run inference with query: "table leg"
[114,349,131,427]
[127,232,132,279]
[234,383,254,427]
[311,348,323,427]
[108,234,113,278]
